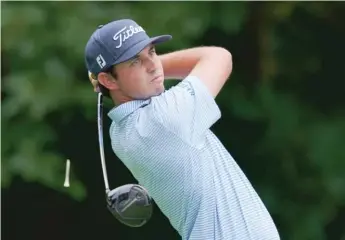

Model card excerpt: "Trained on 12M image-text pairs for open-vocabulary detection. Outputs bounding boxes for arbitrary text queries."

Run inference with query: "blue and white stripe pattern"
[108,76,280,240]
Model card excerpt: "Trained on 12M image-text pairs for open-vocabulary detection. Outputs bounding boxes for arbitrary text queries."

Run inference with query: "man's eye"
[149,48,156,55]
[131,58,140,65]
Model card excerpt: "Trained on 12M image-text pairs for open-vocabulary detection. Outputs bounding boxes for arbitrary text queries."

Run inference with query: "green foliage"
[2,2,344,239]
[227,83,345,240]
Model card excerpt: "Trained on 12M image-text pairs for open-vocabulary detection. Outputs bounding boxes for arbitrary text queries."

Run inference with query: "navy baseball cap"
[85,19,172,75]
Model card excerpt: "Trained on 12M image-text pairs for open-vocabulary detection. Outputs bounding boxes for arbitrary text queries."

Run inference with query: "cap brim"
[113,35,172,65]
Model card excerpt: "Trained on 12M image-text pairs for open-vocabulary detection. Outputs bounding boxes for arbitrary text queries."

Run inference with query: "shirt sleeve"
[151,75,221,143]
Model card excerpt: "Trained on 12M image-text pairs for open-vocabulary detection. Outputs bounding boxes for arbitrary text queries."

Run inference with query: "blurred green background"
[2,1,345,240]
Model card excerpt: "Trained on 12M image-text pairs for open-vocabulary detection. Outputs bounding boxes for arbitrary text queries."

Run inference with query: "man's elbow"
[210,46,233,81]
[218,47,233,80]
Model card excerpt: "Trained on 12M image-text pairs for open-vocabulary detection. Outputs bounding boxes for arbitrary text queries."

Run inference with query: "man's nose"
[146,58,156,73]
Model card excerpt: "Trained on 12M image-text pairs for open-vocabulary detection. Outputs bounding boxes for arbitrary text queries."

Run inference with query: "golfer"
[85,19,280,240]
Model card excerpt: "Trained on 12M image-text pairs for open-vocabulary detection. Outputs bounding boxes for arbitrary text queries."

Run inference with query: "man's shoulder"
[109,107,166,143]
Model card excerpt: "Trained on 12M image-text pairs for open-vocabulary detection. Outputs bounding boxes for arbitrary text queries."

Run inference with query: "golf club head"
[106,184,153,227]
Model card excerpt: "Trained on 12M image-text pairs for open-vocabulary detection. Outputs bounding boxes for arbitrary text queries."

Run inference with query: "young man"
[85,19,280,240]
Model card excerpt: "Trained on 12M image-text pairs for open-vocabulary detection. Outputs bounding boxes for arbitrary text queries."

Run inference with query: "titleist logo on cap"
[113,25,145,49]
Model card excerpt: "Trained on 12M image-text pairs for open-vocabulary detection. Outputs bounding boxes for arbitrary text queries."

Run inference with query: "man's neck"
[109,90,133,107]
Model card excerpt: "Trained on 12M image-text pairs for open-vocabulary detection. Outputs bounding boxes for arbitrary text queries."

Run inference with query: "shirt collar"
[107,99,151,124]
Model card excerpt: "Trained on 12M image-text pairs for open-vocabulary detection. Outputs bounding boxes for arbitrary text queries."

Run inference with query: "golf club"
[97,92,153,227]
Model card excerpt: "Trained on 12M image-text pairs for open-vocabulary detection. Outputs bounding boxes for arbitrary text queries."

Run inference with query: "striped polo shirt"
[108,75,280,240]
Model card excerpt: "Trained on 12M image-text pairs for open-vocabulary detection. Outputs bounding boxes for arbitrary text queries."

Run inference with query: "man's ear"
[97,72,119,90]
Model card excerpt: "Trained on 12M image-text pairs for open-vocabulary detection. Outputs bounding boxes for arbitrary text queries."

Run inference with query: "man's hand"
[88,71,100,93]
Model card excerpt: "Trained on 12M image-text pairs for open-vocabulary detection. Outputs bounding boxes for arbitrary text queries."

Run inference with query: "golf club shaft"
[97,92,110,193]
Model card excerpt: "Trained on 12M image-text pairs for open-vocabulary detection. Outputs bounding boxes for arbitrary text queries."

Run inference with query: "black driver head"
[106,184,153,227]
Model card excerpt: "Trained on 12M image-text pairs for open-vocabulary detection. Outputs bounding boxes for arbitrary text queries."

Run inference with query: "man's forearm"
[159,46,221,80]
[159,46,232,97]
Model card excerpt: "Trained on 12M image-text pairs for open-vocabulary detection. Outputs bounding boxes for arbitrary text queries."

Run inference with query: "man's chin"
[155,86,165,95]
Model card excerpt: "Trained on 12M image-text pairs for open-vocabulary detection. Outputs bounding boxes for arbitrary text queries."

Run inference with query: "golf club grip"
[97,92,110,193]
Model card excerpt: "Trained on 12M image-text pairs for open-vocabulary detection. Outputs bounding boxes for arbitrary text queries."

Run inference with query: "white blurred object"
[64,159,71,187]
